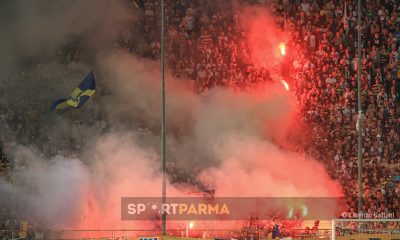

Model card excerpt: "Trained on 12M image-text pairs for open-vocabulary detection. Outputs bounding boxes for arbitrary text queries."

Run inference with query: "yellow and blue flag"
[50,71,96,111]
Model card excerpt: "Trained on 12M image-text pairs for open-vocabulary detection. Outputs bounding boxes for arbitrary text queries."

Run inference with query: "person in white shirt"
[301,0,310,13]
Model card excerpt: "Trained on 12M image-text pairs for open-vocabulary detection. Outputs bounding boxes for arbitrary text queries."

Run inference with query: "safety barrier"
[336,234,400,240]
[0,228,333,239]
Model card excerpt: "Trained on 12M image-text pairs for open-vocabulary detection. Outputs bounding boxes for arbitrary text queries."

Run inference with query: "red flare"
[279,43,286,56]
[281,80,289,91]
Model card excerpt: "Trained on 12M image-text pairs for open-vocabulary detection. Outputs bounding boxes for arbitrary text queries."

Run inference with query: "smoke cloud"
[0,0,342,231]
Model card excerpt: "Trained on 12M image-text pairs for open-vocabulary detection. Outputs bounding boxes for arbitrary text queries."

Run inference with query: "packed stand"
[280,0,400,221]
[0,0,399,235]
[133,0,400,222]
[130,0,275,93]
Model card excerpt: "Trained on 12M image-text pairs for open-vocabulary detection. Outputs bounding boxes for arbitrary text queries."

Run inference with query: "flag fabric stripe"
[50,71,96,111]
[55,100,71,110]
[50,98,70,111]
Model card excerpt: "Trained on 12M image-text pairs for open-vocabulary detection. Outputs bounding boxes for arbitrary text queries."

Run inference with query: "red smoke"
[241,7,290,69]
[6,7,343,237]
[66,13,341,231]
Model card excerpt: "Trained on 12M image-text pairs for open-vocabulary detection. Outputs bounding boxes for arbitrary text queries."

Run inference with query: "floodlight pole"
[161,0,167,235]
[356,0,363,215]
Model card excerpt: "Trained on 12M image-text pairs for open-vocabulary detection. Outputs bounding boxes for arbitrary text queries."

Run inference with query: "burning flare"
[279,42,286,56]
[281,80,289,91]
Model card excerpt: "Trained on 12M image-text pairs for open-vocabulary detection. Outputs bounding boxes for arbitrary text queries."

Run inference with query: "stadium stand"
[0,0,399,238]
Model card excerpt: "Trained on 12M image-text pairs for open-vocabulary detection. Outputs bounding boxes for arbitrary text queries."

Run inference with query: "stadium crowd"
[279,0,400,222]
[0,0,400,237]
[130,0,400,231]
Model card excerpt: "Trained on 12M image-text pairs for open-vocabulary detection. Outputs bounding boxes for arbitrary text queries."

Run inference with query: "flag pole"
[356,0,363,216]
[161,0,167,236]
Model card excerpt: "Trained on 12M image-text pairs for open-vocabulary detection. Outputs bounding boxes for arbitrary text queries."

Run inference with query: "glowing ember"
[279,43,286,56]
[281,80,289,91]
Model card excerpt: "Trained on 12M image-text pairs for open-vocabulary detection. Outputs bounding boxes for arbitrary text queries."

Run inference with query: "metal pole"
[161,0,167,235]
[356,0,363,215]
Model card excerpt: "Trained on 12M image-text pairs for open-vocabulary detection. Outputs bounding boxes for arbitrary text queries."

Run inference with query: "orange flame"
[281,80,289,91]
[279,43,286,56]
[189,221,194,229]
